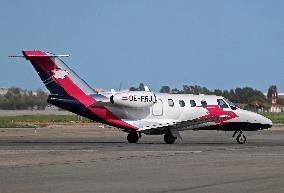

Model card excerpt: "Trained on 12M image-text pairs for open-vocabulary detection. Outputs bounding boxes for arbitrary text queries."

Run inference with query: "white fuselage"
[101,92,272,133]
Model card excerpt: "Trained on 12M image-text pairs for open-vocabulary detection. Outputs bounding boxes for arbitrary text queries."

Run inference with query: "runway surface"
[1,126,284,193]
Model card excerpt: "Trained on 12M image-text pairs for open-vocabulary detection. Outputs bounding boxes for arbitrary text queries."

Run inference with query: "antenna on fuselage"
[111,89,116,95]
[144,85,151,92]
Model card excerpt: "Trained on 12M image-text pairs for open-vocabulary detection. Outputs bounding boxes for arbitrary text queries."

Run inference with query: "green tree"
[129,83,145,91]
[138,83,145,91]
[171,88,181,94]
[0,87,48,110]
[213,89,223,96]
[129,87,139,91]
[160,86,171,93]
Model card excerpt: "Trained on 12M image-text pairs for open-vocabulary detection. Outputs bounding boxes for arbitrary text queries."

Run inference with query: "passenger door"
[152,99,163,116]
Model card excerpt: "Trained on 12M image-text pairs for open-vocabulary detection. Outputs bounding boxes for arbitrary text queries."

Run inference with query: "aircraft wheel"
[236,134,246,144]
[164,132,176,144]
[127,132,139,143]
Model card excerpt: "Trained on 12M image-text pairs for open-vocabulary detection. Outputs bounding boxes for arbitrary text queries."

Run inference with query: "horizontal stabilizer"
[89,100,112,107]
[9,50,69,58]
[9,55,69,58]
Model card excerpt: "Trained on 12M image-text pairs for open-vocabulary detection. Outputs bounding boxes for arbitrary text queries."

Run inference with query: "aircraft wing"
[134,115,223,134]
[169,115,222,130]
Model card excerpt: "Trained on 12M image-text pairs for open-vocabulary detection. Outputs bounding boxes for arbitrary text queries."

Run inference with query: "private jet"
[12,50,272,144]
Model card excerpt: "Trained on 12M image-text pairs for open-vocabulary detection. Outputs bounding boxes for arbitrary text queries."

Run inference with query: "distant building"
[279,93,284,112]
[0,87,8,95]
[266,87,282,112]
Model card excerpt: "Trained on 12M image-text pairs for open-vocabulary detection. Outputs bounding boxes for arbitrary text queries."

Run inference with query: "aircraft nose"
[239,109,272,130]
[261,116,272,129]
[255,112,272,129]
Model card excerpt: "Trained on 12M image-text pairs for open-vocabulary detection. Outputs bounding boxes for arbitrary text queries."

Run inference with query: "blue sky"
[1,0,283,92]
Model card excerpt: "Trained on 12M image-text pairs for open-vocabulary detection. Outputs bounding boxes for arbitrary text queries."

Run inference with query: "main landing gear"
[164,132,177,144]
[232,130,247,144]
[127,132,141,143]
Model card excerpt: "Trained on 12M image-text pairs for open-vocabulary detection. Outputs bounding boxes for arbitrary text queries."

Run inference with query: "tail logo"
[52,69,69,79]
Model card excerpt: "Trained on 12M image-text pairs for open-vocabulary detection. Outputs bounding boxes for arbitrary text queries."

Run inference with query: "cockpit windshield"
[223,98,238,110]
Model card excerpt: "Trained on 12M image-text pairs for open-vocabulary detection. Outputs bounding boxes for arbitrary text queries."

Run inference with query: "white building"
[0,88,8,95]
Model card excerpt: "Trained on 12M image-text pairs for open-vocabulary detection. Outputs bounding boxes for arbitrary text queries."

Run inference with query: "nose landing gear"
[232,130,247,144]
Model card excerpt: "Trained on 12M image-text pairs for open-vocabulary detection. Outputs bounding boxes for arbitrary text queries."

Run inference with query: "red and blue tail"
[22,50,137,131]
[22,50,96,97]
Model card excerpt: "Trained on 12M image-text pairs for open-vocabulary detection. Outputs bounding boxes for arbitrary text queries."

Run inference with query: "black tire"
[127,132,139,143]
[164,132,176,144]
[236,134,246,144]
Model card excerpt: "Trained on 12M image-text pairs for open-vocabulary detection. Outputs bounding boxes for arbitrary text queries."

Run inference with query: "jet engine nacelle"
[110,91,156,108]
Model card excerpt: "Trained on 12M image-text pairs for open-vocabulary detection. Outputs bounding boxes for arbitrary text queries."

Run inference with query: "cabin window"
[168,99,174,107]
[179,100,185,107]
[217,99,229,108]
[201,100,207,108]
[190,100,196,107]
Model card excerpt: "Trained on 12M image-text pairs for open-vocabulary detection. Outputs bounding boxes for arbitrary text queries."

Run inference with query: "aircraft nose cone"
[260,115,272,129]
[239,109,273,130]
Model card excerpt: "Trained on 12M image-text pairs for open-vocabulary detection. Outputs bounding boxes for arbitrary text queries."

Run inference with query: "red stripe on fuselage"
[201,105,238,124]
[56,76,138,130]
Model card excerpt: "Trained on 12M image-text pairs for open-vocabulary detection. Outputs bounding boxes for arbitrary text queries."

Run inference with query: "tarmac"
[1,125,284,193]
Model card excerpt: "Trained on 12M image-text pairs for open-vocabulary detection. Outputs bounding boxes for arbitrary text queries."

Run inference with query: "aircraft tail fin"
[21,50,97,97]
